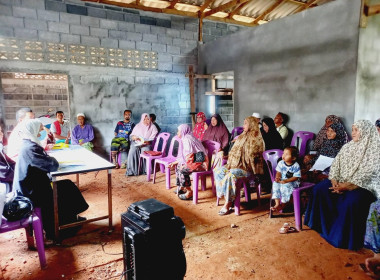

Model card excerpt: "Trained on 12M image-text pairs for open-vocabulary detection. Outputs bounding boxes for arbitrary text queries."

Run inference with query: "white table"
[48,145,115,242]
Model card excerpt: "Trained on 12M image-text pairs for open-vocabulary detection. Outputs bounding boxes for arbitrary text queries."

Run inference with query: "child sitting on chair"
[271,146,301,212]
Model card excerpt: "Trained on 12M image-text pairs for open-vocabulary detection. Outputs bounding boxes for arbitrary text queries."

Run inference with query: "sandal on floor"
[218,207,231,216]
[279,226,297,234]
[179,193,192,200]
[173,188,186,195]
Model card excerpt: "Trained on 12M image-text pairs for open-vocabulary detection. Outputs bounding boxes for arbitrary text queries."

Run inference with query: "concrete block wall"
[0,0,244,153]
[198,0,361,135]
[355,0,380,123]
[0,73,69,132]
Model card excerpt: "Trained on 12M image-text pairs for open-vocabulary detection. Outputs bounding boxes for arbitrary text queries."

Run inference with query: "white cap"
[77,113,85,118]
[252,112,260,119]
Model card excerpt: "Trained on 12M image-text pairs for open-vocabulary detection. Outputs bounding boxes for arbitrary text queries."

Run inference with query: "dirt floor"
[0,168,374,280]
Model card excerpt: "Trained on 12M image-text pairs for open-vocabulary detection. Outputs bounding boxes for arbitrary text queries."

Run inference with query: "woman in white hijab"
[13,119,88,240]
[126,113,158,176]
[304,120,380,250]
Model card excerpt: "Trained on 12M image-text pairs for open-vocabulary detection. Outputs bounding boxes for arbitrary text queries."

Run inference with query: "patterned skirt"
[213,166,248,203]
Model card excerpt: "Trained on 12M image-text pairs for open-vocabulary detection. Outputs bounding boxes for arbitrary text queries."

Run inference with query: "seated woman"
[0,124,15,225]
[304,120,380,250]
[13,119,89,240]
[312,115,347,152]
[168,124,208,200]
[364,200,380,278]
[302,122,347,183]
[260,117,284,150]
[214,116,264,215]
[203,114,230,154]
[193,112,208,141]
[126,113,158,176]
[71,113,94,151]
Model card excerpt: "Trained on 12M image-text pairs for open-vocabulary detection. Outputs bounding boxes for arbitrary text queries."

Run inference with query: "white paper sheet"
[309,155,335,171]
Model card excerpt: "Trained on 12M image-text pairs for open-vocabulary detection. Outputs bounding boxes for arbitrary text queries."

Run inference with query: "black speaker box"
[121,198,186,280]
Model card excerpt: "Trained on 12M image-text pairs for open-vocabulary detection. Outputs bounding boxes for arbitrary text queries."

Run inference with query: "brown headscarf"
[226,116,264,174]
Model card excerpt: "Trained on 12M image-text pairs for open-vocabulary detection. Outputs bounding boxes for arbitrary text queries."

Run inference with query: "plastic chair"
[152,136,183,189]
[262,149,284,182]
[230,127,243,138]
[109,151,122,167]
[192,140,220,205]
[138,132,171,181]
[216,175,261,215]
[263,149,314,231]
[290,131,315,158]
[0,208,47,269]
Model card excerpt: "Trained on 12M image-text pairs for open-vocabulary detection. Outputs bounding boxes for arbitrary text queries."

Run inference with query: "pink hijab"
[178,124,206,163]
[130,113,158,140]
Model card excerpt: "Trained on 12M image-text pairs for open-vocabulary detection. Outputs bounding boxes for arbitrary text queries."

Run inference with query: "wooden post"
[188,65,196,128]
[198,18,203,42]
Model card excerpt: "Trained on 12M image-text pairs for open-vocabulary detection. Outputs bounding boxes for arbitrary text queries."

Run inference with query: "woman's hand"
[329,182,357,194]
[331,179,339,189]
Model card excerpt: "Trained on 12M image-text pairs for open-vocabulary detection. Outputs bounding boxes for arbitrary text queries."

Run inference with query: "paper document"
[309,155,334,171]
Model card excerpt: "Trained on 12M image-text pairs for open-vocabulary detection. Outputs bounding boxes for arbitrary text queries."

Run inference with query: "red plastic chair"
[152,136,183,189]
[0,208,47,269]
[138,132,171,181]
[290,131,315,158]
[192,140,220,204]
[263,149,314,231]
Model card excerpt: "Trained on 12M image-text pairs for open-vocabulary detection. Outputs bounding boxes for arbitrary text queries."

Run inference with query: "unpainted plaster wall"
[198,0,362,135]
[355,0,380,123]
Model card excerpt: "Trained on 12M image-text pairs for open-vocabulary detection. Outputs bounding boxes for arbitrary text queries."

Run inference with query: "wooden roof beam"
[227,1,251,19]
[168,0,181,9]
[293,0,319,13]
[202,0,251,18]
[198,0,216,15]
[252,0,285,24]
[364,4,380,16]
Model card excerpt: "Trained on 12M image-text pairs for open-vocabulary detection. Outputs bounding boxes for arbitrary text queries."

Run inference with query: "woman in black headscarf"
[260,117,284,150]
[0,123,15,225]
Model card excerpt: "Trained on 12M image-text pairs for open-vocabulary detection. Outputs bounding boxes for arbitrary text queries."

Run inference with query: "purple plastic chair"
[192,140,220,205]
[230,126,243,138]
[138,132,171,181]
[152,136,183,189]
[262,149,283,182]
[0,208,47,269]
[109,151,122,167]
[263,149,314,231]
[290,131,315,158]
[216,175,261,215]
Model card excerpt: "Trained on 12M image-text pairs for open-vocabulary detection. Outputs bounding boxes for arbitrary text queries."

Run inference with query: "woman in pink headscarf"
[126,113,158,176]
[193,112,208,140]
[169,124,208,200]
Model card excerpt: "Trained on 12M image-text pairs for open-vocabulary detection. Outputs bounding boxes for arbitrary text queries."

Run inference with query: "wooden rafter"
[168,0,181,9]
[202,0,251,18]
[365,4,380,16]
[293,0,319,14]
[252,0,285,24]
[227,1,252,19]
[198,0,216,15]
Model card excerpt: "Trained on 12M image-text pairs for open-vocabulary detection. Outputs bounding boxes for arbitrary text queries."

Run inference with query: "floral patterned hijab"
[329,120,380,198]
[193,112,207,140]
[226,116,264,174]
[319,122,347,158]
[313,115,346,151]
